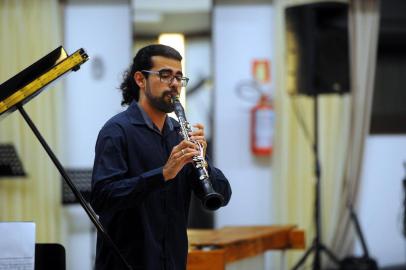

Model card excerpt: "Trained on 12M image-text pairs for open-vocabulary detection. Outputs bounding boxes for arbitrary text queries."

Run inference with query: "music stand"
[0,144,25,177]
[61,168,92,204]
[0,47,132,270]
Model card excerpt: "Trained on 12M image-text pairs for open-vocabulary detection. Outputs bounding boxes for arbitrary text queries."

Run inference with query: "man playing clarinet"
[90,44,231,270]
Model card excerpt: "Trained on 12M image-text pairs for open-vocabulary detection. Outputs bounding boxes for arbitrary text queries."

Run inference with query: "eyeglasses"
[141,69,189,87]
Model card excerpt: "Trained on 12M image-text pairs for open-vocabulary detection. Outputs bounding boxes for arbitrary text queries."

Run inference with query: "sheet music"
[0,222,35,270]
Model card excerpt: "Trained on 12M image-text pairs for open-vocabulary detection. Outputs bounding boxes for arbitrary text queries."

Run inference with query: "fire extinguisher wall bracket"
[250,94,274,156]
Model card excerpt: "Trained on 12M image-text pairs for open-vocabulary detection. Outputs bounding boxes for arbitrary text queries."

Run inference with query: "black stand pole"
[17,104,133,270]
[292,95,340,270]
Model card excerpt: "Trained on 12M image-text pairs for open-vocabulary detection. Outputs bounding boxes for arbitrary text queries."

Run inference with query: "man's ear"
[134,71,145,88]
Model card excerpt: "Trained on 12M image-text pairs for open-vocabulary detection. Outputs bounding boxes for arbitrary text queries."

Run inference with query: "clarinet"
[171,96,224,211]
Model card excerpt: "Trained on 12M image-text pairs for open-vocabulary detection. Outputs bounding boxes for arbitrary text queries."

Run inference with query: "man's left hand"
[189,123,207,157]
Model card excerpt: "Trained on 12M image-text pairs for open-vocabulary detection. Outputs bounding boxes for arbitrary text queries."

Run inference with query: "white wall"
[213,5,275,228]
[185,38,213,140]
[355,135,406,266]
[63,2,132,270]
[64,1,131,168]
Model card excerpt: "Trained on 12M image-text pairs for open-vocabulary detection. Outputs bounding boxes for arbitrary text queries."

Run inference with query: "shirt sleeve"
[188,155,232,209]
[90,123,165,215]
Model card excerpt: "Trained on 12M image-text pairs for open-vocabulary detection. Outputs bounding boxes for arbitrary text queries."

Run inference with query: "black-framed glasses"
[141,69,189,87]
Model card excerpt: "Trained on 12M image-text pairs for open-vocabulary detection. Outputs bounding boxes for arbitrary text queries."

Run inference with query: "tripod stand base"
[292,241,340,270]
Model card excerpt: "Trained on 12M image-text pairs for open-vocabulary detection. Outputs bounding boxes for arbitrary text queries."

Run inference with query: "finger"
[176,153,198,167]
[196,141,207,154]
[171,144,181,155]
[172,140,193,155]
[190,138,206,149]
[189,130,204,138]
[190,125,204,134]
[183,147,199,156]
[189,124,205,137]
[197,140,207,148]
[174,147,198,160]
[173,149,184,159]
[178,140,196,148]
[190,135,205,142]
[180,140,199,151]
[180,151,199,163]
[193,123,204,130]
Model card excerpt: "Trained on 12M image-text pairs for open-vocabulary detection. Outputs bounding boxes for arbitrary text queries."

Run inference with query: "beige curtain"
[272,0,351,268]
[331,0,380,259]
[0,0,63,243]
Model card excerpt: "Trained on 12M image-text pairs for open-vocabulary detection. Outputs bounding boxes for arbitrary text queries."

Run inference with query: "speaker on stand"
[285,2,351,269]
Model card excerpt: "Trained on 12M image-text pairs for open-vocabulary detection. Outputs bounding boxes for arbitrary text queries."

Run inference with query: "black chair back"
[35,243,65,270]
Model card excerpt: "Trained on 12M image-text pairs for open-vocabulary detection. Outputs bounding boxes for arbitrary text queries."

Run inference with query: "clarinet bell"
[200,179,224,211]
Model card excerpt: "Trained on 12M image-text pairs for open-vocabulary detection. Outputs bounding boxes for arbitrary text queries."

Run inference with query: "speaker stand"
[292,95,340,270]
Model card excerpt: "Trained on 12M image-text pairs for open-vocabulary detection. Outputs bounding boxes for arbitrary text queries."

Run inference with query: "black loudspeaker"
[285,2,351,96]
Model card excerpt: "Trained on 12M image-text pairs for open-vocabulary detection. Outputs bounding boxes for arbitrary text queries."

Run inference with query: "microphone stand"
[17,104,133,270]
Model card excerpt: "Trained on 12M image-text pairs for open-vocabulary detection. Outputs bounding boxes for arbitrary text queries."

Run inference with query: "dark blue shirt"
[91,101,231,270]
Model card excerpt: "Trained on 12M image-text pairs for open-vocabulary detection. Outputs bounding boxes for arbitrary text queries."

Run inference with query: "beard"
[145,85,175,113]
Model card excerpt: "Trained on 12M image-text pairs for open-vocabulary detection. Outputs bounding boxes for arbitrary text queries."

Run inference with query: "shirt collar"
[126,100,178,132]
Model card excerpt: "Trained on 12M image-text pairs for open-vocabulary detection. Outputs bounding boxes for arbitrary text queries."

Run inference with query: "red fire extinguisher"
[251,94,274,156]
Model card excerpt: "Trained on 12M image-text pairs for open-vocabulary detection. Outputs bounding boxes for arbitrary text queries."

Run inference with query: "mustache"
[162,90,179,98]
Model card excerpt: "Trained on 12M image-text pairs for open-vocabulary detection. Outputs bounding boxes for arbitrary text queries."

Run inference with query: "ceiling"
[132,0,211,37]
[131,0,274,37]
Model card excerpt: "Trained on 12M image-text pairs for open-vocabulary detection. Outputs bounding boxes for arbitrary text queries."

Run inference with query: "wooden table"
[187,225,305,270]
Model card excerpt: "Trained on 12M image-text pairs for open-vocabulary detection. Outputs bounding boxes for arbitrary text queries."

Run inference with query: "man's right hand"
[163,140,199,181]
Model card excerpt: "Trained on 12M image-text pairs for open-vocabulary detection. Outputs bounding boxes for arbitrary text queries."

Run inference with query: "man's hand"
[163,140,199,181]
[189,123,207,157]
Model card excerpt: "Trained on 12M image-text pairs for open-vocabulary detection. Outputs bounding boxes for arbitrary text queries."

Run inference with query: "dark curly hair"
[119,44,183,106]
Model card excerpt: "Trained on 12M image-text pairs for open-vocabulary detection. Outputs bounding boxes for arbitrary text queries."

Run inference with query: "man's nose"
[169,77,180,88]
